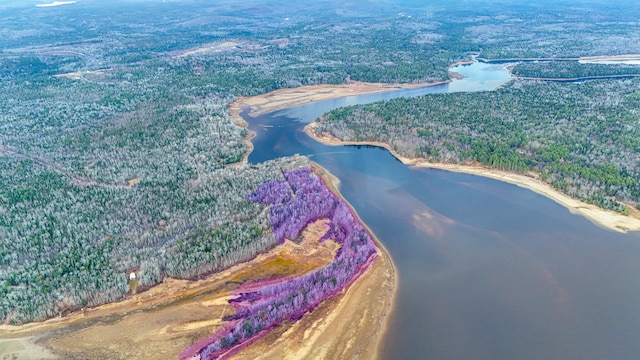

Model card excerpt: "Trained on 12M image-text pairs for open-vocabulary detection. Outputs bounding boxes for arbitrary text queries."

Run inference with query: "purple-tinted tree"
[181,167,378,360]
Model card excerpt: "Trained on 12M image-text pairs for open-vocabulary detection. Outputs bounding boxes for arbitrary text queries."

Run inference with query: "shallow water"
[245,63,640,360]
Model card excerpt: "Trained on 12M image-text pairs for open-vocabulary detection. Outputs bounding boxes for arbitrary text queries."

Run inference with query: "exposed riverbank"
[305,122,640,233]
[230,80,450,118]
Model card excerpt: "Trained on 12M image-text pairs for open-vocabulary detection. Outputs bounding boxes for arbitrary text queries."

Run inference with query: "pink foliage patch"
[180,168,378,360]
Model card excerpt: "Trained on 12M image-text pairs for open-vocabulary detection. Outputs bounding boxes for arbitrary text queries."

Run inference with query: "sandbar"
[231,80,450,118]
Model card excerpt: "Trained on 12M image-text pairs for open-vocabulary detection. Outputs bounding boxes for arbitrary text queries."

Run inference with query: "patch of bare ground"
[53,70,105,81]
[175,41,266,58]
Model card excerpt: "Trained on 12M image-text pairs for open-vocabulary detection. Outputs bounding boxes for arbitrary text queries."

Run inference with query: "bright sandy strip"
[579,54,640,63]
[231,80,449,118]
[36,1,76,7]
[179,41,241,57]
[305,122,640,233]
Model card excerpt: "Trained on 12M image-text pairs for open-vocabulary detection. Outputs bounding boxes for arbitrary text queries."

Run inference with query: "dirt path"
[0,144,127,189]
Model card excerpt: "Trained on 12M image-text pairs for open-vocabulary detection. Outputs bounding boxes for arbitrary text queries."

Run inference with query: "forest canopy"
[2,0,640,323]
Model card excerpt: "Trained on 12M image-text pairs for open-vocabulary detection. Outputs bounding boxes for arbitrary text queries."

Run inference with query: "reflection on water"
[448,62,513,92]
[245,62,640,360]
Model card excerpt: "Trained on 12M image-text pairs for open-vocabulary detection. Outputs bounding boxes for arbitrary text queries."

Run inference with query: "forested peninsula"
[313,78,640,214]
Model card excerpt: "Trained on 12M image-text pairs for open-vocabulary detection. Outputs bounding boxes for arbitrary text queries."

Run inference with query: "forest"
[2,0,640,325]
[511,61,640,79]
[315,79,640,212]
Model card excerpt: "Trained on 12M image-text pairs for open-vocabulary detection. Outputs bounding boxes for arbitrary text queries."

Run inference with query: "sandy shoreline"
[231,80,449,118]
[305,122,640,233]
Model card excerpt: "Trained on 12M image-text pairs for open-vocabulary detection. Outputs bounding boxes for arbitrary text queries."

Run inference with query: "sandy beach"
[305,122,640,233]
[231,80,449,118]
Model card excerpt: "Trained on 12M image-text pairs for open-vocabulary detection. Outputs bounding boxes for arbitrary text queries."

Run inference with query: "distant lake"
[244,62,640,360]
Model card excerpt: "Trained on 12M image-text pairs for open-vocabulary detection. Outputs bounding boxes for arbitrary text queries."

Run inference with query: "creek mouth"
[243,62,640,360]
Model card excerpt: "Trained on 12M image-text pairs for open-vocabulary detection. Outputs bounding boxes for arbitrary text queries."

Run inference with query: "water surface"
[245,62,640,360]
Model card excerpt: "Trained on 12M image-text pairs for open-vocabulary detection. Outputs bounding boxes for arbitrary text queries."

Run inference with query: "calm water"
[245,63,640,360]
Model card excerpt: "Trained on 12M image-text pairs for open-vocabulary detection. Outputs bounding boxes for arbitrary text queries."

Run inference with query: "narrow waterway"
[244,63,640,360]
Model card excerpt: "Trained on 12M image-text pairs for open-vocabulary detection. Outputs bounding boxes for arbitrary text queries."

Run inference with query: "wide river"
[244,62,640,360]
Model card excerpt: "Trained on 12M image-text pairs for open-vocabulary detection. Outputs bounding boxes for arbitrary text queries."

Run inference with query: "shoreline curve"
[304,122,640,233]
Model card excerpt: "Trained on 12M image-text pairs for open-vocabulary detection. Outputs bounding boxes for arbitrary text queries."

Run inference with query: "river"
[243,62,640,360]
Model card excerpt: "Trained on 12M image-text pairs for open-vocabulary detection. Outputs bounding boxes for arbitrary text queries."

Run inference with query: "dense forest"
[2,0,640,324]
[512,61,640,79]
[315,79,640,212]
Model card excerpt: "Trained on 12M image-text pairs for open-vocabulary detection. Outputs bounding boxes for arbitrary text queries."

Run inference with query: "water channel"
[243,62,640,360]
